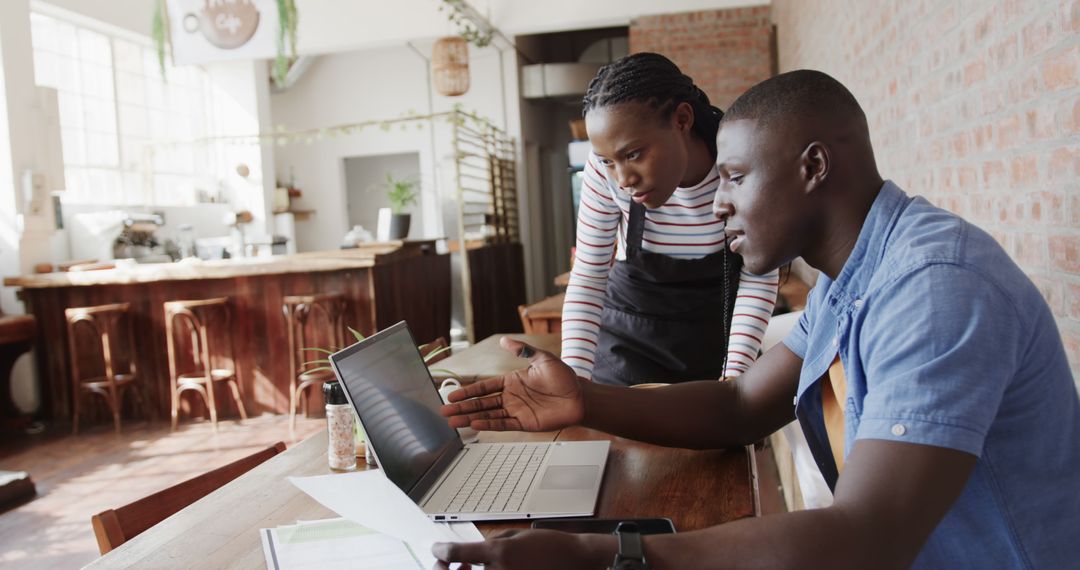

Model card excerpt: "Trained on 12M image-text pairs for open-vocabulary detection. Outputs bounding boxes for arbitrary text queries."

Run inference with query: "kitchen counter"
[6,240,450,424]
[4,241,435,289]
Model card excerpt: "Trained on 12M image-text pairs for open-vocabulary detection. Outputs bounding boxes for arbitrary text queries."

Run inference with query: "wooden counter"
[5,241,451,424]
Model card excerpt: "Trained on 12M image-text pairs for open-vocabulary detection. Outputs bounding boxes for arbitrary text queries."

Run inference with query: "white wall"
[34,0,153,37]
[0,0,59,313]
[270,41,515,252]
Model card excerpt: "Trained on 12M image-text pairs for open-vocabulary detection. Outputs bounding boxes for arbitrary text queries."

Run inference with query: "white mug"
[438,378,478,443]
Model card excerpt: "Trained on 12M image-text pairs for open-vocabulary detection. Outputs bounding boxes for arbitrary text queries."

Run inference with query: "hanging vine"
[151,0,299,86]
[438,0,493,48]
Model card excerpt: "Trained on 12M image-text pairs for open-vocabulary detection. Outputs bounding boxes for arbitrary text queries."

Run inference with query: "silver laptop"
[329,321,610,522]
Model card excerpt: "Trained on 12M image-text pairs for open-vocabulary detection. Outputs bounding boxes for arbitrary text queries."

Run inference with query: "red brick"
[958,165,978,190]
[983,160,1008,189]
[963,59,987,86]
[989,34,1018,72]
[1022,14,1058,57]
[1042,46,1079,91]
[1066,0,1080,33]
[1049,236,1080,272]
[1049,147,1080,182]
[1015,233,1048,268]
[1026,108,1056,140]
[1009,155,1039,188]
[1067,282,1080,320]
[971,124,994,153]
[996,115,1022,149]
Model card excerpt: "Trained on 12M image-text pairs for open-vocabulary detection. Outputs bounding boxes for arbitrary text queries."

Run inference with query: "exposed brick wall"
[772,0,1080,388]
[629,6,775,111]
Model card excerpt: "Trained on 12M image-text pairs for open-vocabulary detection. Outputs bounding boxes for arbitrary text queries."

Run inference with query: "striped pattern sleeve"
[561,153,620,379]
[722,268,780,378]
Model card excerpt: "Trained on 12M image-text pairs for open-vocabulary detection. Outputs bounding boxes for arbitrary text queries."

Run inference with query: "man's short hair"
[723,70,867,129]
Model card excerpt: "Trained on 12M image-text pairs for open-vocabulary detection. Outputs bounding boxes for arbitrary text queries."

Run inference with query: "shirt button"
[853,298,864,309]
[891,424,907,436]
[832,336,839,348]
[793,396,798,406]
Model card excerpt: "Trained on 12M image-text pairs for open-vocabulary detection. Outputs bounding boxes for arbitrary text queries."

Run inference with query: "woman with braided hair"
[562,52,779,386]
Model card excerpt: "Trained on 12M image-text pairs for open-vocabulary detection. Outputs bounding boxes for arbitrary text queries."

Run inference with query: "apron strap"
[626,201,647,258]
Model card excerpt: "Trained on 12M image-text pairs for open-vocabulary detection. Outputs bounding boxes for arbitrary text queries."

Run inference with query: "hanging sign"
[166,0,279,65]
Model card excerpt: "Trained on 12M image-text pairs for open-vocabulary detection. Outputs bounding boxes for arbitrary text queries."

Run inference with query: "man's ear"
[800,141,830,193]
[673,101,695,133]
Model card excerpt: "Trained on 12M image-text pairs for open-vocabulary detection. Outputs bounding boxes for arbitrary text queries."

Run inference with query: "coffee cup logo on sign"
[183,0,261,50]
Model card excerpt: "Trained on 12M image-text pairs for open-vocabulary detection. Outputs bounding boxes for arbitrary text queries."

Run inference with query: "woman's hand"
[431,529,614,570]
[439,337,585,432]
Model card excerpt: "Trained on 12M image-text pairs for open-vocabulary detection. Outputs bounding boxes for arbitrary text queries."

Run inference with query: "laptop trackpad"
[539,465,599,490]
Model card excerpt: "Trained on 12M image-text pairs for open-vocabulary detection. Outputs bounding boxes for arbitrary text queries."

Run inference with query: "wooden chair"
[418,336,451,365]
[164,298,247,431]
[282,293,346,433]
[517,292,565,334]
[66,303,140,434]
[90,441,286,555]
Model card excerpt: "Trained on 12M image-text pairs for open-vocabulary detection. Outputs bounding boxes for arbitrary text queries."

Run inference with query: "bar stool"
[283,293,346,433]
[165,297,247,431]
[66,302,140,434]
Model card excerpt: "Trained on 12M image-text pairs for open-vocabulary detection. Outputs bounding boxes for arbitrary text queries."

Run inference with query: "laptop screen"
[331,322,461,495]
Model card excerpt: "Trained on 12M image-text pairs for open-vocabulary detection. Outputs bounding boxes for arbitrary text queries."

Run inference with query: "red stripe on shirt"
[642,237,727,247]
[565,300,603,310]
[736,294,776,304]
[732,312,770,324]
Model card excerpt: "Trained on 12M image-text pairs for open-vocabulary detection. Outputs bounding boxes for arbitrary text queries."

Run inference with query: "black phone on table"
[531,517,676,534]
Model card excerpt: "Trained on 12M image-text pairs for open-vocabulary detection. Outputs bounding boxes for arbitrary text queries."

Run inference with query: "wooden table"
[86,429,755,568]
[430,333,562,382]
[85,333,756,568]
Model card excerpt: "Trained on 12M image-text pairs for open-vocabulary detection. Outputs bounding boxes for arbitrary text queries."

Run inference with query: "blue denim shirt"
[784,181,1080,568]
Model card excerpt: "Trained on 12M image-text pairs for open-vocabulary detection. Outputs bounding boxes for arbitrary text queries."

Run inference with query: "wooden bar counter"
[4,241,450,424]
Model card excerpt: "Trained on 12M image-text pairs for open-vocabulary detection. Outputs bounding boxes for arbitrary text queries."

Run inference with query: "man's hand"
[431,529,614,570]
[439,337,585,432]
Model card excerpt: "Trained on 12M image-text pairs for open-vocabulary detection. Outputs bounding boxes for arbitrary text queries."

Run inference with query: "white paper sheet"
[289,470,481,549]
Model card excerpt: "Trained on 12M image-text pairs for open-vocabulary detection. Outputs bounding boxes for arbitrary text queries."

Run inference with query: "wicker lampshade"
[433,36,470,96]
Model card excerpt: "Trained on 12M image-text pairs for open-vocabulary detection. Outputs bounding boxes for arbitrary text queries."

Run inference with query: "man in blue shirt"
[433,70,1080,569]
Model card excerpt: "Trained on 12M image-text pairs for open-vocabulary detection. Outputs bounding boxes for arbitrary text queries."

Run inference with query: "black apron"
[592,201,743,386]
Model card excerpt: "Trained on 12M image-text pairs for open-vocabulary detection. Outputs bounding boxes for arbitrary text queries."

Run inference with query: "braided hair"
[582,52,724,157]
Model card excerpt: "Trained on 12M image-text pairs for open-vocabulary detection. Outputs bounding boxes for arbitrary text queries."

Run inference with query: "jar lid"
[323,381,348,405]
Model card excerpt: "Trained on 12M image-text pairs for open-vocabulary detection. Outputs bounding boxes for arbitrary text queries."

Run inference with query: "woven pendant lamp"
[433,36,470,96]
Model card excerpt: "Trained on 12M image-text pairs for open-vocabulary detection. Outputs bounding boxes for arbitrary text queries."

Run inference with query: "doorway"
[342,152,422,238]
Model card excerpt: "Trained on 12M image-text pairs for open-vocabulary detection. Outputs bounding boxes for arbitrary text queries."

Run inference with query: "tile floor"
[0,414,324,569]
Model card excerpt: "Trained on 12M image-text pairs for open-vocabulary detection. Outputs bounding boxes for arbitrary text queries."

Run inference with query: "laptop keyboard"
[444,443,551,513]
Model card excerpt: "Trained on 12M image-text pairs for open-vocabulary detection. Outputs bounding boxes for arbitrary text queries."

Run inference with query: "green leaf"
[303,347,335,355]
[429,368,464,382]
[347,327,366,342]
[300,365,333,374]
[422,345,453,363]
[151,0,167,81]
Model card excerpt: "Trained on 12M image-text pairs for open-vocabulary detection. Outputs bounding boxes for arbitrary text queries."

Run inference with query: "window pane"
[60,128,86,165]
[77,28,111,66]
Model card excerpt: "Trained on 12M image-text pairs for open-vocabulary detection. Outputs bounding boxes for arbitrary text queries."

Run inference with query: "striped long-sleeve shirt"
[562,152,779,380]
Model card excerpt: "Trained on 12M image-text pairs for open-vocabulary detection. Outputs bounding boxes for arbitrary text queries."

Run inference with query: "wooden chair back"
[418,336,451,365]
[90,441,286,555]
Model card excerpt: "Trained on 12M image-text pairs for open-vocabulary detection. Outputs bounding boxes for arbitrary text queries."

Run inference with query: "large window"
[30,9,225,205]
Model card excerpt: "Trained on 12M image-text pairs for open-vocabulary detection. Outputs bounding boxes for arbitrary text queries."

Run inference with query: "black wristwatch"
[609,521,648,570]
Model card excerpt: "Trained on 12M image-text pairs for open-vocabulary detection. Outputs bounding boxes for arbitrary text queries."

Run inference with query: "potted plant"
[379,174,418,241]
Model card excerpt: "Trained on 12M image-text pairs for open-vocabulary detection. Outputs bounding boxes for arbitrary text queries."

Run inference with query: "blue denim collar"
[823,180,908,318]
